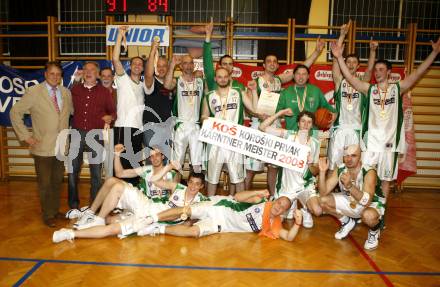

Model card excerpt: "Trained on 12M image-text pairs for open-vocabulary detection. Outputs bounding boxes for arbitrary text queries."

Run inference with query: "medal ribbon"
[295,85,308,112]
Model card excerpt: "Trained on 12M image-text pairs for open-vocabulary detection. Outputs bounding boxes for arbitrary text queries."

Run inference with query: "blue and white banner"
[106,25,170,46]
[0,60,133,126]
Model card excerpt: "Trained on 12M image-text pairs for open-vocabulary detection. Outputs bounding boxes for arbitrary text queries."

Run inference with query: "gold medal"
[180,213,188,221]
[347,104,353,111]
[349,199,357,209]
[380,110,388,119]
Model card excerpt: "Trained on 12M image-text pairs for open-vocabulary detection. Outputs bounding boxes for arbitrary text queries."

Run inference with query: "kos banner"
[106,25,170,46]
[199,117,310,173]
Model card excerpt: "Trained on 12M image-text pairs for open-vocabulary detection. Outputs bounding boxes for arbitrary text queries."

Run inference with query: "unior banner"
[106,25,170,46]
[199,117,310,173]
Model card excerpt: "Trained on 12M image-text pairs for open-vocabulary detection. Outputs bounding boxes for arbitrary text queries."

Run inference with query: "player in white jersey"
[53,166,208,243]
[260,109,320,228]
[331,36,440,198]
[69,144,175,230]
[328,21,377,169]
[246,41,325,195]
[201,68,258,196]
[139,193,303,242]
[318,144,385,250]
[164,54,204,182]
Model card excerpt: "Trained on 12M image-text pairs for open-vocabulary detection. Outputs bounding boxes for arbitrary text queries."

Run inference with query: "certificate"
[256,90,280,115]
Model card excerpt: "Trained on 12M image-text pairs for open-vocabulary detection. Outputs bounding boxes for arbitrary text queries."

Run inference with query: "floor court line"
[1,257,439,277]
[330,216,394,287]
[12,260,44,287]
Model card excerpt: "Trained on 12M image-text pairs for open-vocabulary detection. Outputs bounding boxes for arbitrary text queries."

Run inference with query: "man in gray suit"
[10,61,73,227]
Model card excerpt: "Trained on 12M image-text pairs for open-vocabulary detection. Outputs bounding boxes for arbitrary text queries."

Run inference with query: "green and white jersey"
[275,130,320,197]
[334,78,366,129]
[251,75,282,126]
[362,83,404,153]
[205,87,244,124]
[337,164,385,201]
[173,76,204,123]
[213,199,266,232]
[137,166,176,203]
[256,75,282,95]
[167,183,210,208]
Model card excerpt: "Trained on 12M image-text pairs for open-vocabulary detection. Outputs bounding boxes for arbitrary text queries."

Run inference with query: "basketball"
[314,108,333,129]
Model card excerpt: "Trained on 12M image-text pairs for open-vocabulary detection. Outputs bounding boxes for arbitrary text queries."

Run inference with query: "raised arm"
[114,144,145,178]
[317,157,339,196]
[363,38,378,82]
[303,36,326,68]
[331,42,370,95]
[203,17,216,92]
[278,37,326,84]
[400,37,440,94]
[163,55,179,90]
[112,26,128,76]
[333,21,351,88]
[145,38,160,90]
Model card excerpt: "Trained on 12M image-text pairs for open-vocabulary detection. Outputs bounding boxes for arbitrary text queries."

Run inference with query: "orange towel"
[258,202,282,239]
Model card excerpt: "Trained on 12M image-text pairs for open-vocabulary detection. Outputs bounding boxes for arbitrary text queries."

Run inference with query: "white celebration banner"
[199,118,311,173]
[106,25,170,46]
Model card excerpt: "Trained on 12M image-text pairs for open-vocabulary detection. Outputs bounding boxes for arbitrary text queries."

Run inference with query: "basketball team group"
[10,20,439,251]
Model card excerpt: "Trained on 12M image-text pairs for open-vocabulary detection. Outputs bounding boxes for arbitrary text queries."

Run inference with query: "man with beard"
[201,68,257,196]
[318,144,385,250]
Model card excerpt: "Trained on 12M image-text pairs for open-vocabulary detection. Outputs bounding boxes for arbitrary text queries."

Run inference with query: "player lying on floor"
[135,194,303,242]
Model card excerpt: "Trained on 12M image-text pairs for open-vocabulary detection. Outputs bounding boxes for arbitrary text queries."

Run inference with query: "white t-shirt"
[114,72,145,129]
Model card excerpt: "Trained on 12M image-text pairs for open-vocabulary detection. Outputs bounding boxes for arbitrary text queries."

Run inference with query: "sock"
[371,221,381,232]
[159,225,166,234]
[339,215,349,224]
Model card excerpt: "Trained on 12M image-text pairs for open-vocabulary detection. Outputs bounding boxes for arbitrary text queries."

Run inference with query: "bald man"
[318,144,386,250]
[164,55,204,180]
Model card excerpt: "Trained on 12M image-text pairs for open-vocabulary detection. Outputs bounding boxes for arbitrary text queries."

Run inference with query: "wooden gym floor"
[0,180,439,287]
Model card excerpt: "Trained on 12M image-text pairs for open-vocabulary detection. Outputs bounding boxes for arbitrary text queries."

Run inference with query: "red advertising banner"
[397,91,418,184]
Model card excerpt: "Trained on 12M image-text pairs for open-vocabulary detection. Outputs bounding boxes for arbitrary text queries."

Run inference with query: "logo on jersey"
[254,207,261,213]
[214,103,237,112]
[173,195,179,201]
[246,213,259,232]
[211,99,217,105]
[179,82,185,88]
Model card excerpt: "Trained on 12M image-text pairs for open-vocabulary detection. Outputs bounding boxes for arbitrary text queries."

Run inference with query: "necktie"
[51,87,60,113]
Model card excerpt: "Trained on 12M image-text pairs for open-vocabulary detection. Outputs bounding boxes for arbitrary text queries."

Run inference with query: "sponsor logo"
[232,67,242,78]
[251,70,265,79]
[314,70,333,81]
